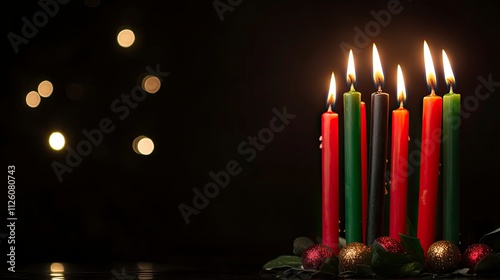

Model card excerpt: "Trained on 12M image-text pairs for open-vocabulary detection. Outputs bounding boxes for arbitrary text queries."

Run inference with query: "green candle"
[442,50,460,245]
[343,50,362,243]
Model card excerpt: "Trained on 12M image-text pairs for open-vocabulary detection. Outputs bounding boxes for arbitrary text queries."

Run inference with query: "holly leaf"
[318,257,339,276]
[479,227,500,252]
[293,237,315,256]
[475,253,500,277]
[282,268,317,280]
[263,255,303,270]
[370,241,424,278]
[399,233,425,264]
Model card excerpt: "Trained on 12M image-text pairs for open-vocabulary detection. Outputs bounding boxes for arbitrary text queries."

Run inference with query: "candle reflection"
[50,262,65,280]
[138,262,154,280]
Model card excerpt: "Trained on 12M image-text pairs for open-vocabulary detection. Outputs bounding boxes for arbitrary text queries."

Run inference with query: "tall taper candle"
[322,72,340,254]
[367,43,389,246]
[417,41,442,254]
[442,50,460,245]
[389,64,409,241]
[344,50,362,243]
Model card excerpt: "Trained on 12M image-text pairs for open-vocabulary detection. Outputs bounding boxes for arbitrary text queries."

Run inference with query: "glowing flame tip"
[397,64,406,106]
[346,49,356,88]
[372,43,384,89]
[423,40,437,91]
[442,49,455,91]
[327,71,336,107]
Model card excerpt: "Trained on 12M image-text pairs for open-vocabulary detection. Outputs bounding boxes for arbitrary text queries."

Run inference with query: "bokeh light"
[49,132,66,151]
[50,262,65,280]
[132,136,155,155]
[117,29,135,48]
[141,75,161,94]
[50,262,64,273]
[38,80,53,98]
[26,91,41,108]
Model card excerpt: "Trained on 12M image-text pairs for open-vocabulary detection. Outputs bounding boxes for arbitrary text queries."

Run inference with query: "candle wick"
[399,100,404,108]
[377,84,382,93]
[449,83,454,94]
[350,83,355,91]
[327,104,332,112]
[430,85,436,96]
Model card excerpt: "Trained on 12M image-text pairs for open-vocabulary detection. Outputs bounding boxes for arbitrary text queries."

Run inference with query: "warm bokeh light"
[117,29,135,48]
[50,262,65,280]
[26,91,41,108]
[423,40,436,90]
[49,132,65,151]
[50,262,64,273]
[142,75,161,94]
[397,64,406,106]
[327,71,336,107]
[442,49,455,92]
[346,49,356,89]
[38,80,53,98]
[133,136,155,155]
[372,43,384,88]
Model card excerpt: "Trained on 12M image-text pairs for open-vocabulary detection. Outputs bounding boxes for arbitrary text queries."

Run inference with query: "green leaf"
[282,268,316,280]
[399,233,425,264]
[370,241,424,278]
[479,227,500,252]
[318,257,339,276]
[475,253,500,277]
[263,255,303,270]
[293,237,315,256]
[355,264,374,276]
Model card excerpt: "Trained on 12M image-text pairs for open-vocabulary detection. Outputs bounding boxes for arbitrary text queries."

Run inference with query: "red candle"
[322,72,339,254]
[389,65,409,241]
[417,41,442,254]
[361,101,368,244]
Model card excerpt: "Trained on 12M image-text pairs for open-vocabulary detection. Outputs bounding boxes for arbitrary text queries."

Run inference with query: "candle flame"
[346,49,356,89]
[372,43,384,90]
[327,71,336,108]
[442,49,455,93]
[423,40,437,92]
[397,64,406,107]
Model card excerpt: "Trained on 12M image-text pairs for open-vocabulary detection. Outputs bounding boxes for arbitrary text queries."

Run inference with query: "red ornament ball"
[461,243,495,273]
[374,236,405,254]
[301,244,334,270]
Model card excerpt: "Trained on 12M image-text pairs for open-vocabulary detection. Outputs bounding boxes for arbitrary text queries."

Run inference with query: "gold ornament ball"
[338,242,371,272]
[425,240,461,274]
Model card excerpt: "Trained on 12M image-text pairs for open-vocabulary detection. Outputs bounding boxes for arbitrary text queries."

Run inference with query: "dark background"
[1,0,499,271]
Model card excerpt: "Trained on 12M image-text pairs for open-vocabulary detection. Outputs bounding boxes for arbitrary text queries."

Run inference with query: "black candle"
[366,44,389,246]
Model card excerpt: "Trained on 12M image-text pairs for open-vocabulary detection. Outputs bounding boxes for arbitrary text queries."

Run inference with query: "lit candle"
[322,72,340,254]
[344,50,362,243]
[442,50,460,246]
[367,43,390,246]
[417,41,442,255]
[389,64,409,241]
[361,101,368,245]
